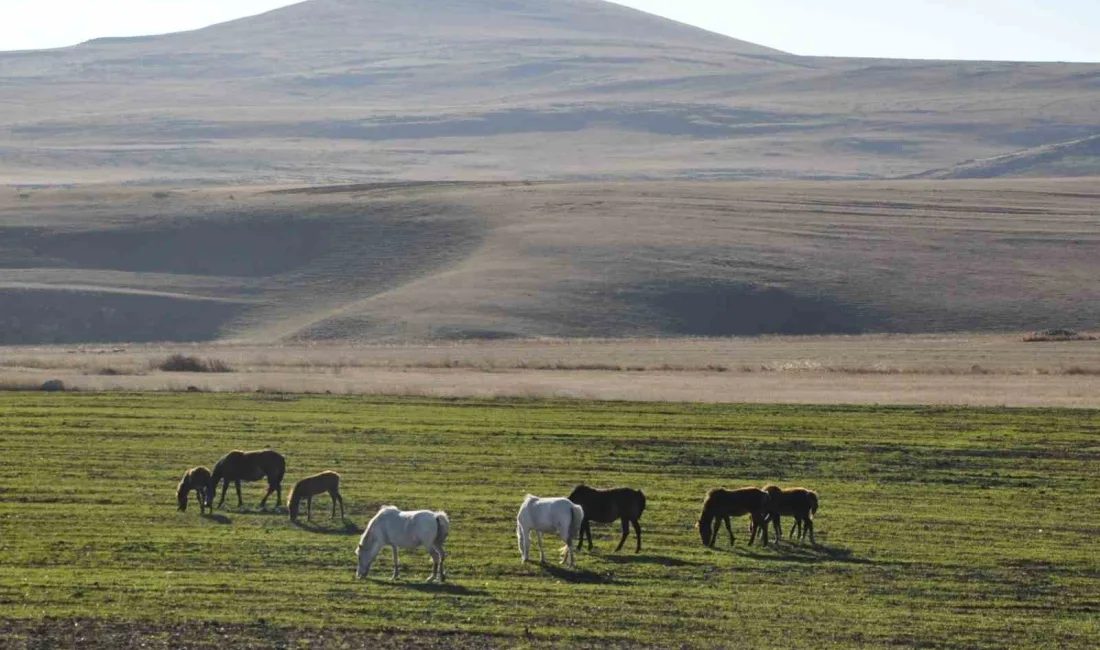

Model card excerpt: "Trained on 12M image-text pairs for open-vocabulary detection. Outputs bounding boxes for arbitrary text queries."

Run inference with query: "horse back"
[707,487,767,517]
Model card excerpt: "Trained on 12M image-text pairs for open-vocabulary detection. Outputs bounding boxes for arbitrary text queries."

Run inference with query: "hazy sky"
[1,0,1098,62]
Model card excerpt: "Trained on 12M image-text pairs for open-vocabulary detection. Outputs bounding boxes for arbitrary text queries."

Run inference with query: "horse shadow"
[221,506,284,516]
[380,582,486,596]
[540,563,615,584]
[736,543,876,565]
[599,553,701,568]
[293,519,362,535]
[200,513,232,525]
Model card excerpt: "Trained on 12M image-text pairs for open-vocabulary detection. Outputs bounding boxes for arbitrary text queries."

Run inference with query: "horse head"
[176,479,189,512]
[697,516,712,546]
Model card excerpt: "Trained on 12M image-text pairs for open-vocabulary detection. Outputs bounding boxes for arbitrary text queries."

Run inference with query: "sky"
[0,0,1098,62]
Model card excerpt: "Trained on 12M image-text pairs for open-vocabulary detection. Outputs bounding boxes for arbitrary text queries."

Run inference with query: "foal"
[288,471,345,522]
[176,466,212,514]
[697,487,770,547]
[356,506,449,582]
[762,485,818,545]
[567,484,647,553]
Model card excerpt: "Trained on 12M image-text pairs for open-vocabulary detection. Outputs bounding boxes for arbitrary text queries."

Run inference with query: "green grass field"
[0,394,1097,648]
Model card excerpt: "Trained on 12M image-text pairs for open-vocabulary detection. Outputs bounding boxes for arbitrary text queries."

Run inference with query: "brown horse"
[176,466,211,514]
[206,449,286,510]
[763,485,818,545]
[567,484,647,553]
[288,471,345,522]
[697,487,770,547]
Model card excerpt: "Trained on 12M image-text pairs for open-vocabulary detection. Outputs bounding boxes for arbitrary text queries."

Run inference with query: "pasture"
[0,393,1097,648]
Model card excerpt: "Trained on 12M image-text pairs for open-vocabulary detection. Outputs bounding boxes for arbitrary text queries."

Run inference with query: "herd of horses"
[176,448,820,581]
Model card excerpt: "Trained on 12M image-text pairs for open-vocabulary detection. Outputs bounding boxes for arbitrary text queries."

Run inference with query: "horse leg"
[216,478,229,508]
[772,514,782,544]
[391,545,400,580]
[427,547,440,582]
[806,516,816,546]
[235,480,244,508]
[306,496,313,522]
[517,523,528,562]
[575,518,586,551]
[330,490,337,519]
[708,518,720,547]
[632,519,642,553]
[615,517,630,553]
[259,481,273,509]
[755,513,769,546]
[535,530,545,563]
[724,516,735,546]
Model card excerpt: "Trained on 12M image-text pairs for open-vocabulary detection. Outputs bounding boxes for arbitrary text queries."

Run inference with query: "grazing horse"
[516,494,584,568]
[763,485,819,545]
[356,506,449,582]
[176,466,211,514]
[697,487,770,547]
[206,449,286,510]
[288,471,345,522]
[567,484,647,553]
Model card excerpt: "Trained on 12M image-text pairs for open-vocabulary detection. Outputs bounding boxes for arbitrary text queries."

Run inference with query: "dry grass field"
[3,333,1100,406]
[4,178,1100,347]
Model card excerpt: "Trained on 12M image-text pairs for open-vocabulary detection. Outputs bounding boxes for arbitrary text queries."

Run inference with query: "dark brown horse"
[206,449,286,510]
[697,487,770,547]
[288,471,345,522]
[176,466,211,514]
[762,485,819,545]
[567,484,647,553]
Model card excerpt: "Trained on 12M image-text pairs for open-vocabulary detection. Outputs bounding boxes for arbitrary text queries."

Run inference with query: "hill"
[3,178,1099,344]
[913,134,1100,179]
[1,0,1098,184]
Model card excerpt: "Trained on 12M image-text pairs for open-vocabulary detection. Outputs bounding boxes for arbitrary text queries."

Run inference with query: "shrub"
[157,354,232,373]
[1023,329,1098,342]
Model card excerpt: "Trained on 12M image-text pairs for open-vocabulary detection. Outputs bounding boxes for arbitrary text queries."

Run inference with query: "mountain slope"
[2,0,1099,184]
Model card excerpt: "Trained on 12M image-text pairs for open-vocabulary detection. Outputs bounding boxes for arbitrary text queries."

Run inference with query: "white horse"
[516,494,584,568]
[356,506,450,582]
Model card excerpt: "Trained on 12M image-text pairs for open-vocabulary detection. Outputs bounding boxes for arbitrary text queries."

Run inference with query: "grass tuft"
[156,354,233,373]
[1023,328,1098,342]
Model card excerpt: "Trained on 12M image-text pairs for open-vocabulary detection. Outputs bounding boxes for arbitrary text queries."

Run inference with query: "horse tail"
[270,453,286,488]
[637,489,647,515]
[808,491,819,519]
[568,503,585,546]
[286,481,300,516]
[433,512,450,549]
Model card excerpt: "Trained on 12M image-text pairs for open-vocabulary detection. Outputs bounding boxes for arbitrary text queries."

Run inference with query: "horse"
[206,449,286,510]
[355,506,449,582]
[288,471,345,522]
[567,484,647,553]
[696,487,770,547]
[176,466,211,514]
[762,485,819,545]
[516,494,584,568]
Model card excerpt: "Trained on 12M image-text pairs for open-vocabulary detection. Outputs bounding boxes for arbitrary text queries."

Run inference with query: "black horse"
[206,449,286,510]
[697,487,770,548]
[567,484,647,553]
